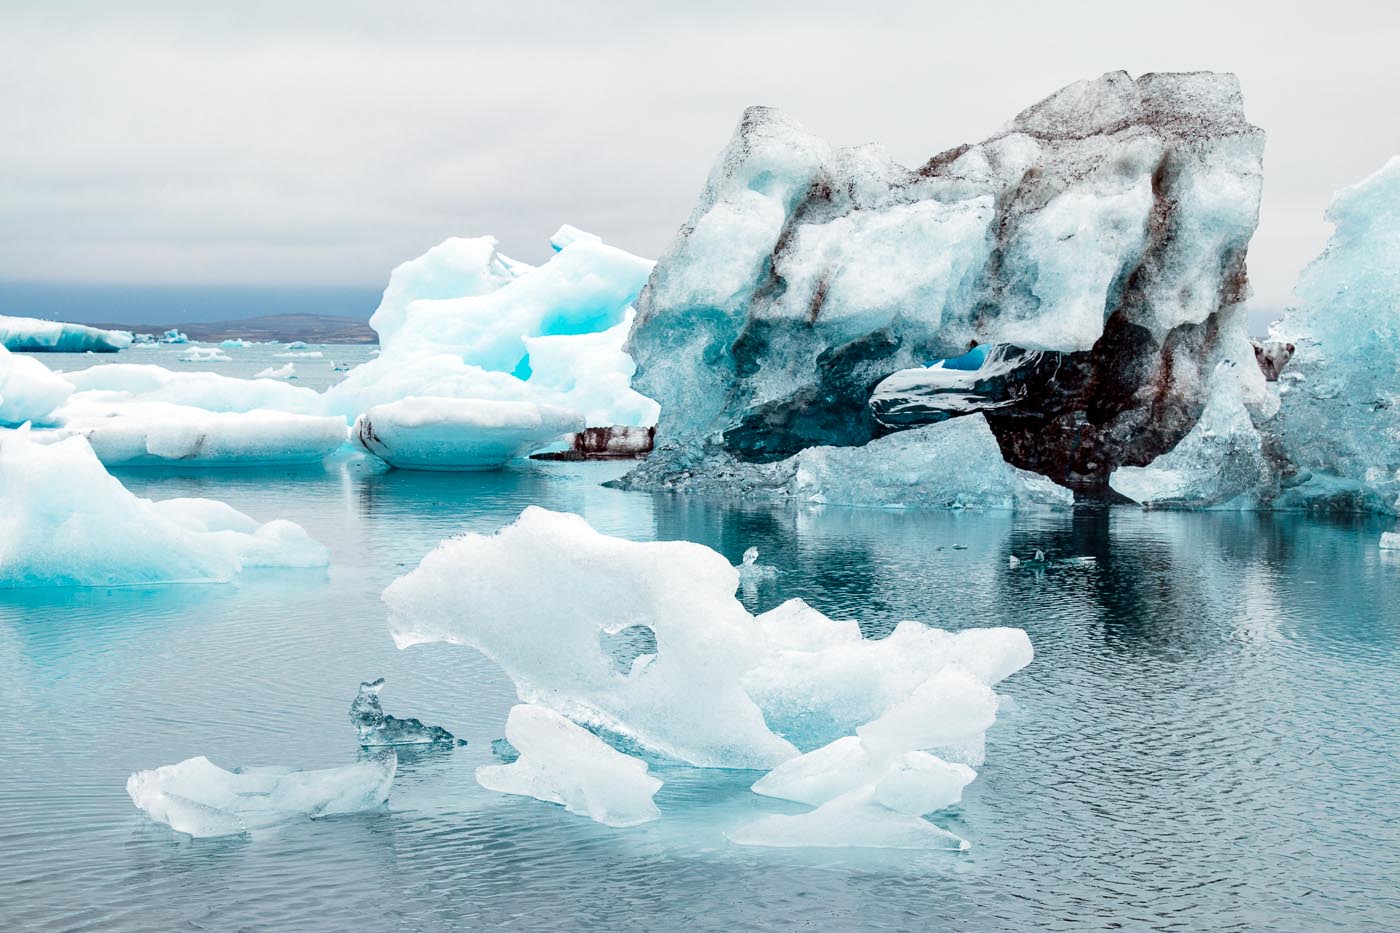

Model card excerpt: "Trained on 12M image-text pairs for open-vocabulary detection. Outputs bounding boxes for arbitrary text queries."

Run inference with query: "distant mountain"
[89,313,378,344]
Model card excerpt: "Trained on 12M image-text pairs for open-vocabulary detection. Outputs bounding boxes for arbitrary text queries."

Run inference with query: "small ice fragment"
[350,677,463,746]
[255,363,296,379]
[126,753,396,838]
[1008,555,1020,568]
[736,546,777,583]
[178,346,230,363]
[1381,532,1400,551]
[1033,549,1045,562]
[476,704,661,827]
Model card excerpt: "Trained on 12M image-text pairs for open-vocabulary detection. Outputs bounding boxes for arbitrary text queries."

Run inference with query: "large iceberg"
[1268,157,1400,513]
[384,507,1032,770]
[621,71,1266,500]
[0,344,73,426]
[0,315,132,353]
[353,397,582,471]
[127,754,395,838]
[0,428,328,587]
[477,703,662,827]
[325,229,659,429]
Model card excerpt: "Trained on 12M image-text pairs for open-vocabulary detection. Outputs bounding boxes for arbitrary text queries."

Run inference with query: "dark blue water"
[2,461,1397,931]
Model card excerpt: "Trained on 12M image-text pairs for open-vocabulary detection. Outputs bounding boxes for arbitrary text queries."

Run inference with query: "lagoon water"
[2,346,1399,931]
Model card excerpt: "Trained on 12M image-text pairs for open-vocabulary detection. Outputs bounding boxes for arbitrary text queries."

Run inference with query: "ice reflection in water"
[1,460,1397,931]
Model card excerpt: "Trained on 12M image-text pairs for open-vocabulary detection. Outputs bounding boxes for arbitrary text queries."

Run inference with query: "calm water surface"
[2,366,1398,930]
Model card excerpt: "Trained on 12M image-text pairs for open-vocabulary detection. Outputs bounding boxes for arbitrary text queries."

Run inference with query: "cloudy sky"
[1,0,1396,321]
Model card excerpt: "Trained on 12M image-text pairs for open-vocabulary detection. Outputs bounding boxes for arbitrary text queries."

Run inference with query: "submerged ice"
[127,754,395,838]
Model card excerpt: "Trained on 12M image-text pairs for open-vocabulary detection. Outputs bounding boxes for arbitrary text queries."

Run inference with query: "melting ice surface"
[126,754,396,838]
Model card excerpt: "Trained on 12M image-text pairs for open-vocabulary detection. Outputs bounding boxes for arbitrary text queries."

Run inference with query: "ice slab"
[49,398,346,467]
[0,345,72,426]
[476,704,661,827]
[0,315,132,353]
[350,678,462,746]
[127,754,395,838]
[354,397,583,471]
[60,363,326,414]
[1381,532,1400,551]
[0,428,328,587]
[384,508,1032,768]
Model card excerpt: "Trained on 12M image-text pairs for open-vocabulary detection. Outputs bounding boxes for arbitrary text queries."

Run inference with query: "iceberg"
[60,363,326,414]
[255,363,297,379]
[127,753,395,838]
[353,397,582,471]
[0,428,328,587]
[0,315,132,353]
[178,346,231,363]
[1269,157,1400,513]
[325,229,658,433]
[0,345,73,426]
[476,704,661,828]
[1380,532,1400,550]
[384,507,1032,769]
[350,678,463,746]
[623,72,1266,500]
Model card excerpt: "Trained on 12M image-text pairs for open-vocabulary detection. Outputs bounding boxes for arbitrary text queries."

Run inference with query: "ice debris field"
[2,71,1399,855]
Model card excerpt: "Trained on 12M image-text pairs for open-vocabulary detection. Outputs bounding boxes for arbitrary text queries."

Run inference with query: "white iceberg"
[477,704,661,827]
[255,363,297,379]
[178,346,231,363]
[384,507,1031,769]
[353,397,582,471]
[60,363,326,414]
[1381,532,1400,551]
[0,314,132,353]
[0,345,73,426]
[127,754,395,838]
[0,428,328,587]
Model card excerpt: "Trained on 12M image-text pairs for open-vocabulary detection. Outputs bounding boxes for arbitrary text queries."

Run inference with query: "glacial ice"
[127,753,395,838]
[0,345,73,426]
[789,415,1074,510]
[60,364,326,414]
[476,704,662,828]
[255,363,297,379]
[0,315,132,353]
[1270,157,1400,513]
[623,71,1265,499]
[736,546,777,584]
[384,508,1032,769]
[354,397,582,471]
[1110,360,1271,509]
[325,230,657,429]
[1380,532,1400,550]
[350,678,462,746]
[0,428,328,586]
[178,346,231,363]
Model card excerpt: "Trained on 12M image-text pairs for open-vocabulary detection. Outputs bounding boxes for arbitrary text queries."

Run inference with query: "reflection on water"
[1,461,1397,931]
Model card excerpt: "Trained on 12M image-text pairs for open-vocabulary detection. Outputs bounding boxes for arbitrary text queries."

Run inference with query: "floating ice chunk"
[178,346,230,363]
[1110,360,1270,509]
[384,508,1032,767]
[220,339,250,349]
[476,704,661,827]
[127,753,395,838]
[350,678,462,746]
[1008,555,1021,568]
[735,546,778,584]
[1271,157,1400,512]
[0,314,132,353]
[0,428,328,587]
[255,363,296,379]
[789,415,1073,510]
[276,351,322,359]
[354,397,583,471]
[61,363,326,414]
[1381,532,1400,551]
[0,345,72,426]
[49,399,346,466]
[729,779,970,850]
[160,329,189,344]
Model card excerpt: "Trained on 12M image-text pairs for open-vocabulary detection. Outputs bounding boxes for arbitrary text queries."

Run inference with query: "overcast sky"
[1,0,1396,315]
